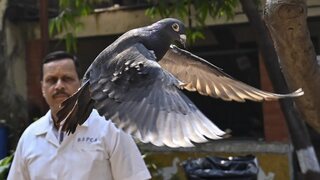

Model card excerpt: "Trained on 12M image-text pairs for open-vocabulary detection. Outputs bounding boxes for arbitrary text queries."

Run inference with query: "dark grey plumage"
[57,18,303,148]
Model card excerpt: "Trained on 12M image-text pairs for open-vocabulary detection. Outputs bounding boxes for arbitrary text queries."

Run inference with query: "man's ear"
[40,81,45,96]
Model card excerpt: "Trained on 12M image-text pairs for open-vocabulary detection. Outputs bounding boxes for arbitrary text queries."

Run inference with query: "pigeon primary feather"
[57,18,303,148]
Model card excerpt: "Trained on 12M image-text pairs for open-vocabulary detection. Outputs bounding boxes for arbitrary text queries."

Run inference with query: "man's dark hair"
[41,51,81,79]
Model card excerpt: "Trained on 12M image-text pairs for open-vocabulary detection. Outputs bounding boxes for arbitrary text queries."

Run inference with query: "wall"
[140,141,293,180]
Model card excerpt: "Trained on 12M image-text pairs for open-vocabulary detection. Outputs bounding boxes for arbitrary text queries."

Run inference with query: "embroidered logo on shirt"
[77,137,98,143]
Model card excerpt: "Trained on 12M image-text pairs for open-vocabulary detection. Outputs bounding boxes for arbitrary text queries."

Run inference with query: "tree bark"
[264,0,320,133]
[0,32,26,150]
[0,8,28,150]
[240,0,320,178]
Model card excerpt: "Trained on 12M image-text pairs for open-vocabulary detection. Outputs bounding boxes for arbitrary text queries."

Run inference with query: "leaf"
[75,22,85,33]
[145,0,240,41]
[54,0,241,51]
[186,28,204,44]
[0,155,13,180]
[49,19,56,36]
[50,0,99,52]
[0,155,13,166]
[65,33,77,53]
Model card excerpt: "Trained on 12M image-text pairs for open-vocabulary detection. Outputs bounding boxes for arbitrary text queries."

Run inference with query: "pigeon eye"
[172,23,180,32]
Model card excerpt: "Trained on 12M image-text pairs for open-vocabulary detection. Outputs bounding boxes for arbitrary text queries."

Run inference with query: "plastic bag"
[182,155,258,180]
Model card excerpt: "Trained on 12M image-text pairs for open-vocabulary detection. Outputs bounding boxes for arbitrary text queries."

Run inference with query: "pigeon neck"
[147,37,171,61]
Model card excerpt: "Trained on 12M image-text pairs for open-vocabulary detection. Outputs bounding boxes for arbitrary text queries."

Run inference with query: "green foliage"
[0,155,13,180]
[49,0,105,52]
[146,0,238,24]
[146,0,239,43]
[51,0,242,50]
[186,28,205,44]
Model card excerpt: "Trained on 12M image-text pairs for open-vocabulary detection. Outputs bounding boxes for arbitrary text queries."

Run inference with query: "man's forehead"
[43,59,77,74]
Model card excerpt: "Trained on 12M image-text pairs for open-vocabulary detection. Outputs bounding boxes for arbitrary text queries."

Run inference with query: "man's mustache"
[52,90,69,98]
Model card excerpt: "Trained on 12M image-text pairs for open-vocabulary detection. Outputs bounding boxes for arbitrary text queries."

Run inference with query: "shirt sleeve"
[7,136,30,180]
[106,123,151,180]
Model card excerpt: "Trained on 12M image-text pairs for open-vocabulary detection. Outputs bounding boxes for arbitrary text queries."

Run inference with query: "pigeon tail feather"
[57,80,94,134]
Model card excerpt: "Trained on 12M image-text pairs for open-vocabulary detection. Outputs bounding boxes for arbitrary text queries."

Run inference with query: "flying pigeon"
[57,18,303,148]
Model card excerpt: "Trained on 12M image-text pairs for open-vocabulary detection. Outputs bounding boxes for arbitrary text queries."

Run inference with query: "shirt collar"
[34,110,90,136]
[34,111,52,136]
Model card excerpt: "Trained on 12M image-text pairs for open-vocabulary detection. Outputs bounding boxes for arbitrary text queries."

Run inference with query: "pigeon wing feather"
[159,45,303,102]
[89,43,226,147]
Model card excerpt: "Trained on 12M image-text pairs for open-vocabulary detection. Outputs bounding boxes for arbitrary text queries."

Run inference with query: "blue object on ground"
[0,126,8,159]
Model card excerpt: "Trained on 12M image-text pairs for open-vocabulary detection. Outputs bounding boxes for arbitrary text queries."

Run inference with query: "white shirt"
[8,110,151,180]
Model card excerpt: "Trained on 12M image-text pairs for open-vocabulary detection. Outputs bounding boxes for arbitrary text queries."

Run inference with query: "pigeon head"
[146,18,186,60]
[152,18,186,46]
[155,18,187,46]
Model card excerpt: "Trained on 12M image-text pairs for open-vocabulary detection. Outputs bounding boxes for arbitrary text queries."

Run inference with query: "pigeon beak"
[179,34,186,48]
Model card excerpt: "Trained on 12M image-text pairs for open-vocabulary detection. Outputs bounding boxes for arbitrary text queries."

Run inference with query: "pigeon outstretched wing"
[159,45,303,102]
[57,18,303,148]
[89,43,225,147]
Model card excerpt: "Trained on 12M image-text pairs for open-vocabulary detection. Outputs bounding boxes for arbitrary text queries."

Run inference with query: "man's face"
[41,58,81,117]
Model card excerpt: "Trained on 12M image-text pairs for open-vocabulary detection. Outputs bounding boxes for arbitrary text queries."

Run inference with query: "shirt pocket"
[71,142,111,179]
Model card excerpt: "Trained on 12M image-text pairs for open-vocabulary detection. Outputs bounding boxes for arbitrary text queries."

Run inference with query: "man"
[8,51,151,180]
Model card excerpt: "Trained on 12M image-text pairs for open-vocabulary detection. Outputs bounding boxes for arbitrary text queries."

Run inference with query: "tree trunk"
[0,5,28,150]
[264,0,320,133]
[240,0,320,178]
